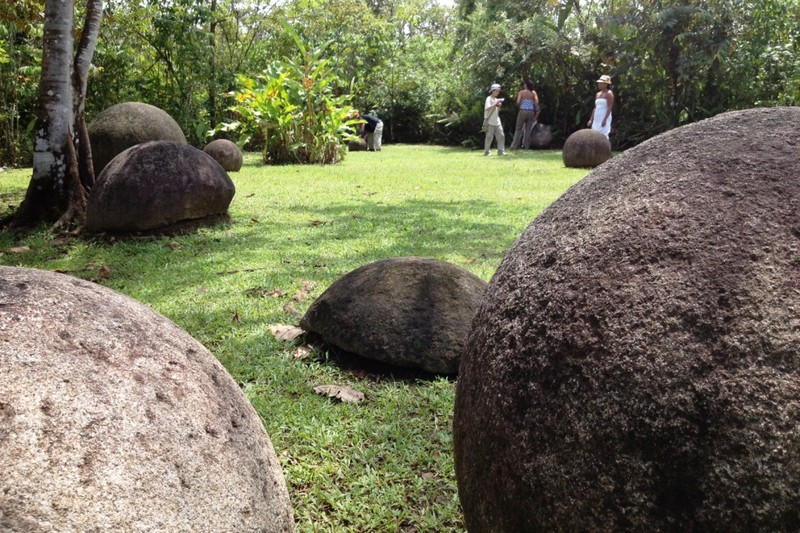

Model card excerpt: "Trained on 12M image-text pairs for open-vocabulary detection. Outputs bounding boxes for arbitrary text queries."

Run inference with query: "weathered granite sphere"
[348,138,367,151]
[0,266,295,532]
[204,139,243,172]
[86,140,235,233]
[454,107,800,531]
[562,128,611,167]
[529,123,552,148]
[88,102,187,176]
[300,257,488,375]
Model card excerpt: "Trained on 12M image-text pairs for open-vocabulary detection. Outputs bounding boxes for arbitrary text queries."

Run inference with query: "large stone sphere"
[562,128,611,167]
[529,123,552,148]
[300,257,487,375]
[0,266,295,532]
[88,102,187,176]
[86,141,235,233]
[204,139,243,172]
[454,107,800,532]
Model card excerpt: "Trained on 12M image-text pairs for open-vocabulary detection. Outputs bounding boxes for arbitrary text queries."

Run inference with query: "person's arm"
[516,91,523,106]
[602,91,614,126]
[587,91,598,126]
[533,91,540,121]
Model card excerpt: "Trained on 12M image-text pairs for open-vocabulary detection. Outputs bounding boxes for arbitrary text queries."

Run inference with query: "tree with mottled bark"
[2,0,102,230]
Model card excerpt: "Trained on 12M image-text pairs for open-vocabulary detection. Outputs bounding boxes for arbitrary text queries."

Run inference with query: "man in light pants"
[360,113,383,152]
[484,83,506,156]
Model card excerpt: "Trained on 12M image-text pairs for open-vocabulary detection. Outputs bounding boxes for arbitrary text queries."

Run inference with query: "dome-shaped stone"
[454,107,800,531]
[300,257,488,375]
[88,102,187,176]
[529,123,552,148]
[562,128,611,167]
[86,141,235,233]
[0,266,295,532]
[348,138,367,151]
[204,139,243,172]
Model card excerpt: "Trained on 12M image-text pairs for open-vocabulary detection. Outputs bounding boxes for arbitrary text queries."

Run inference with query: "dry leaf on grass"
[313,384,365,404]
[293,345,312,360]
[291,280,315,301]
[269,324,305,341]
[283,301,301,317]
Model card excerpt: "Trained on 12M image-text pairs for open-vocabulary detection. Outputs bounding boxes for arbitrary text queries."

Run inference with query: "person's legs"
[496,126,506,155]
[510,112,527,149]
[373,121,383,151]
[484,126,496,155]
[365,132,374,151]
[523,113,535,149]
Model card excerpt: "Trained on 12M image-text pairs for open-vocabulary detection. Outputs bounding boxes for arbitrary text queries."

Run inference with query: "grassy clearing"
[0,145,588,531]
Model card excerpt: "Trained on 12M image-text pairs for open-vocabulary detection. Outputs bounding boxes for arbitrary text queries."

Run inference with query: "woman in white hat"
[484,83,506,156]
[587,74,614,138]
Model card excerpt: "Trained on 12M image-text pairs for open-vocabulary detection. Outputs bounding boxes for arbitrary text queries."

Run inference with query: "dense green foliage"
[1,0,798,166]
[0,145,590,530]
[217,27,361,164]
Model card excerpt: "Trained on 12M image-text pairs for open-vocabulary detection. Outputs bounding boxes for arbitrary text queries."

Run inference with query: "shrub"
[213,25,361,165]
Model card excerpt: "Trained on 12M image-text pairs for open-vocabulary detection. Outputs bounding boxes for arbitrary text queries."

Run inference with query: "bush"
[213,26,361,165]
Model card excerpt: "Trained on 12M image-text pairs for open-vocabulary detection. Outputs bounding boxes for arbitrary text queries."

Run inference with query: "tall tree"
[2,0,102,230]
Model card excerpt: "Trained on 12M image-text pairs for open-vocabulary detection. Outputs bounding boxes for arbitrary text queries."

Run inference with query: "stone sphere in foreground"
[88,102,187,176]
[204,139,244,172]
[562,128,611,167]
[0,266,295,532]
[454,107,800,532]
[300,257,488,375]
[86,140,235,233]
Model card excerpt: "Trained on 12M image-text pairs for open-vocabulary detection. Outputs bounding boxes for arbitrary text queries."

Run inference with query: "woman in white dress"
[587,74,614,138]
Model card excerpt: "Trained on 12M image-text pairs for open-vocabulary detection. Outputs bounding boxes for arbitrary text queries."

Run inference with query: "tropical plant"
[215,25,361,164]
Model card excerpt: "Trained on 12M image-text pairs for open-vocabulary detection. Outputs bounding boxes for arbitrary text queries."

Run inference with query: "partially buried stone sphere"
[88,102,187,176]
[562,128,611,167]
[86,140,235,234]
[300,257,488,375]
[454,107,800,532]
[204,139,244,172]
[0,266,295,532]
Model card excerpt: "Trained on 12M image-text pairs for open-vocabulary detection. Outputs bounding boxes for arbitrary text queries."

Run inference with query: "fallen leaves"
[269,324,305,341]
[313,384,365,404]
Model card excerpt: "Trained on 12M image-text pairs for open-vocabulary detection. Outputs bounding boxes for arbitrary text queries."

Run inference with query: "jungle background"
[2,0,799,168]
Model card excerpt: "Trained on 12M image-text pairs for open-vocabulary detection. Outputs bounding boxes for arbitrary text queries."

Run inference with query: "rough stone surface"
[88,102,187,176]
[204,139,244,172]
[300,257,488,375]
[529,123,552,148]
[0,266,295,532]
[86,141,235,233]
[562,128,611,167]
[348,139,367,151]
[454,107,800,532]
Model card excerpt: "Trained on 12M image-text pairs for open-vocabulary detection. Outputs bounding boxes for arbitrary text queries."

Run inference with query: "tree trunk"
[2,0,101,230]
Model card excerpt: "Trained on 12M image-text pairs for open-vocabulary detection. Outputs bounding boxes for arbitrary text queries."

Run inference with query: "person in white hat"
[587,74,614,138]
[483,83,507,156]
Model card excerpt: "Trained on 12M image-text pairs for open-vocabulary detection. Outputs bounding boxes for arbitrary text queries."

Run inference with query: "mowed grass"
[0,145,588,531]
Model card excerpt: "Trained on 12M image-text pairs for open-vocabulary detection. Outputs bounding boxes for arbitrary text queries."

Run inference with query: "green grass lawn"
[0,144,588,532]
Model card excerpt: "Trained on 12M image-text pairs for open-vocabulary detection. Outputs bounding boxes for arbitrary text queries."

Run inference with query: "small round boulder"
[455,107,800,531]
[88,102,187,176]
[529,123,552,148]
[348,139,367,152]
[562,128,611,167]
[86,140,235,233]
[204,139,243,172]
[0,266,295,532]
[300,257,488,375]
